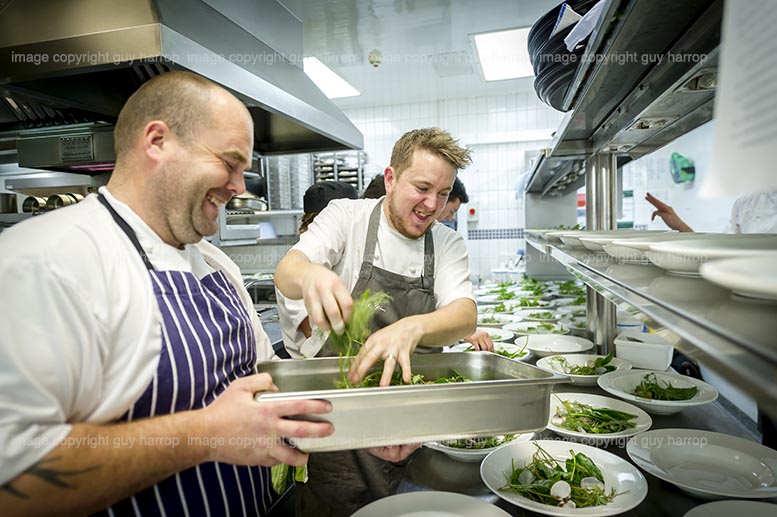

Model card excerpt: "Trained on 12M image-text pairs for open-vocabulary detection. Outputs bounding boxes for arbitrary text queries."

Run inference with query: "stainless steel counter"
[398,375,774,516]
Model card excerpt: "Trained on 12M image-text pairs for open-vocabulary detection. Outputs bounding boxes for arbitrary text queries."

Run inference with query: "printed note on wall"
[703,0,777,197]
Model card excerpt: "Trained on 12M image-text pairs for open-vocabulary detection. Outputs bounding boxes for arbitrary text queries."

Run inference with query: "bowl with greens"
[514,309,559,323]
[503,321,569,336]
[597,370,718,415]
[480,440,647,516]
[536,354,632,386]
[477,313,522,328]
[449,342,532,363]
[515,335,594,358]
[426,432,534,462]
[547,393,652,444]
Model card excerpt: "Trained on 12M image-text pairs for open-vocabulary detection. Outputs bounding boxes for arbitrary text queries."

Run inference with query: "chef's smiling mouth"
[413,209,433,221]
[207,194,227,207]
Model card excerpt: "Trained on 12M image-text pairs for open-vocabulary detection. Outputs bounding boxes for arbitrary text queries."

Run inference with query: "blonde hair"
[113,71,219,158]
[389,128,472,176]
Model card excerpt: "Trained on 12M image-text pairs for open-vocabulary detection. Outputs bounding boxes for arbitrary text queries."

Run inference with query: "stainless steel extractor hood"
[0,0,363,170]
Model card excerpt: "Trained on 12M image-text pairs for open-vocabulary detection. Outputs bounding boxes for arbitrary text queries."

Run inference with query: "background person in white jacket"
[275,181,359,358]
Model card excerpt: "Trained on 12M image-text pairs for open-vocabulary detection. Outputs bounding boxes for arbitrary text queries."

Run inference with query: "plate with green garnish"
[597,370,718,415]
[481,440,647,516]
[425,432,534,462]
[535,354,632,386]
[547,393,652,444]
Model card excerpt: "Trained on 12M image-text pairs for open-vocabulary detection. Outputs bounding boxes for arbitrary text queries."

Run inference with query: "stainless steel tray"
[255,353,568,452]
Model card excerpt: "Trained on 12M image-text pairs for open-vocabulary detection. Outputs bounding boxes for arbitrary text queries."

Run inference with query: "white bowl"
[699,252,777,301]
[477,313,522,327]
[481,440,648,516]
[547,393,652,444]
[556,305,586,318]
[478,327,514,342]
[614,331,673,370]
[536,354,632,386]
[604,232,712,263]
[514,334,594,358]
[502,321,569,336]
[684,500,777,517]
[448,342,532,363]
[425,432,534,462]
[628,429,777,500]
[513,309,559,322]
[351,491,512,517]
[598,370,718,415]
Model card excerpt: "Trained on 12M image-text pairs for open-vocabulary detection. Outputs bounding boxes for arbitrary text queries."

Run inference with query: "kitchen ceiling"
[282,0,561,109]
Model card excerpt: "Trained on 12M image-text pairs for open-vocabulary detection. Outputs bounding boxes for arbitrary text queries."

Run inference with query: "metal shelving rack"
[312,151,365,192]
[521,1,777,415]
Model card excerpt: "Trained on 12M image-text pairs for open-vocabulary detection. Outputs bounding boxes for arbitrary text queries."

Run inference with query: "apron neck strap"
[97,192,156,271]
[364,199,435,278]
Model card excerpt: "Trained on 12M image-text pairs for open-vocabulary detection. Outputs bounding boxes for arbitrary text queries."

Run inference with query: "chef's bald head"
[113,71,245,159]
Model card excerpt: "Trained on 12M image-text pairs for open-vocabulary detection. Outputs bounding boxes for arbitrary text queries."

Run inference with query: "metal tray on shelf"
[255,353,568,452]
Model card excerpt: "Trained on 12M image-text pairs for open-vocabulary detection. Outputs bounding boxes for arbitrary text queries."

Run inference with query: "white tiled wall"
[623,121,736,232]
[343,93,563,279]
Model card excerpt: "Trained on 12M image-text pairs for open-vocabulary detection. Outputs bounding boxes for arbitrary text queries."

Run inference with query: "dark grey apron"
[296,200,439,517]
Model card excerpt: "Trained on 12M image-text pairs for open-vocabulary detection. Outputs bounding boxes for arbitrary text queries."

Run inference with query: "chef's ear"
[384,166,396,193]
[142,120,173,164]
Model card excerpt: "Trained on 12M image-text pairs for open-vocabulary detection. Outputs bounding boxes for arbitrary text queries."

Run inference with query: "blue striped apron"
[95,194,274,516]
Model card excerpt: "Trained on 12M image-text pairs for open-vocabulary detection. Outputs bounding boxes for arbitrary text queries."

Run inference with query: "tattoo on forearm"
[1,456,100,499]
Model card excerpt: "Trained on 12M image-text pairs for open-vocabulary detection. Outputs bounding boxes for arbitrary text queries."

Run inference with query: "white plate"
[604,232,713,262]
[515,335,594,358]
[502,321,569,336]
[556,305,586,317]
[514,309,560,322]
[684,500,777,517]
[425,432,534,462]
[481,440,648,516]
[448,342,532,362]
[646,235,777,276]
[351,491,512,517]
[559,230,665,250]
[480,327,514,342]
[699,252,777,301]
[597,370,718,415]
[477,313,523,327]
[627,429,777,500]
[547,393,652,443]
[578,231,665,252]
[536,354,632,386]
[547,297,576,308]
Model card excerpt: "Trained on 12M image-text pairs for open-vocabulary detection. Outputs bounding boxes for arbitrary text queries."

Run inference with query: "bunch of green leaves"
[501,443,617,508]
[445,434,516,450]
[496,290,518,300]
[570,295,587,306]
[462,339,528,359]
[549,353,615,375]
[339,369,471,388]
[480,315,501,324]
[487,303,509,313]
[527,311,555,320]
[631,372,698,401]
[553,223,583,231]
[497,280,517,288]
[329,290,392,357]
[552,397,637,434]
[525,322,564,335]
[517,297,543,307]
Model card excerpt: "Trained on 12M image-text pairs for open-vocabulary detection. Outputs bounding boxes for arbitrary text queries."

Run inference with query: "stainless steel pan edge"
[254,353,569,452]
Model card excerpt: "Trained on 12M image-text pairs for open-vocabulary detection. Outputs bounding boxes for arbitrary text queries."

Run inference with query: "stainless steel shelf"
[527,238,777,415]
[526,0,722,196]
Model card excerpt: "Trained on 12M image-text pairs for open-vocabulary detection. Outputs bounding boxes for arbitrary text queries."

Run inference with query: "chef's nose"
[226,169,246,196]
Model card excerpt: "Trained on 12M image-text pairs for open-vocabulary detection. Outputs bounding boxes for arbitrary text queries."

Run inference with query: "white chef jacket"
[0,188,273,485]
[275,288,329,358]
[290,198,475,342]
[726,191,777,233]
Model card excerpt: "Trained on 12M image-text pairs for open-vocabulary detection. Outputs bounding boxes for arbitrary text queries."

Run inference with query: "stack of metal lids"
[529,0,599,112]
